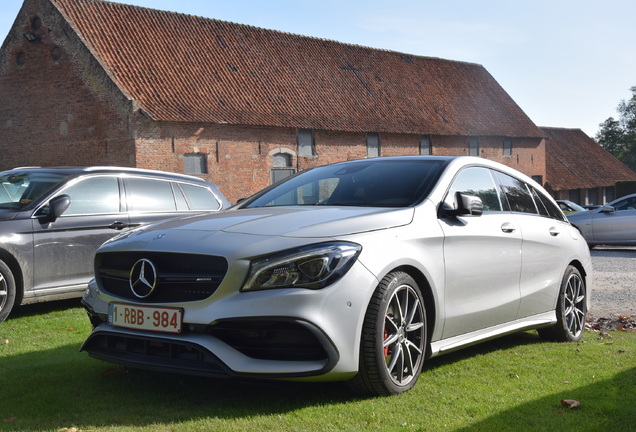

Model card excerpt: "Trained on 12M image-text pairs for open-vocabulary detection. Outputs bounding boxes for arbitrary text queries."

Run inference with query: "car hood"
[144,206,415,238]
[566,210,598,222]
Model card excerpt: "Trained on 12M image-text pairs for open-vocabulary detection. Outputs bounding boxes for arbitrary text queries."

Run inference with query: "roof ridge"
[540,126,586,133]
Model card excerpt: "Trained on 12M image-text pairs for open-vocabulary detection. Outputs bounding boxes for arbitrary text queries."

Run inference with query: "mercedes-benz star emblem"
[129,258,158,299]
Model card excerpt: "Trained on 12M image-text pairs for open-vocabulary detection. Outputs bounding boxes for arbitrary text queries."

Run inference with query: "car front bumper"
[81,261,378,381]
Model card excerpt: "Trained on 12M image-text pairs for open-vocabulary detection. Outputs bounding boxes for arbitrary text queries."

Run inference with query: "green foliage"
[615,180,636,198]
[1,300,635,432]
[597,117,625,156]
[596,86,636,171]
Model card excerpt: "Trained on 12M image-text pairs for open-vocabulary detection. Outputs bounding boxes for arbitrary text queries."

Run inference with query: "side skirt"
[429,311,556,357]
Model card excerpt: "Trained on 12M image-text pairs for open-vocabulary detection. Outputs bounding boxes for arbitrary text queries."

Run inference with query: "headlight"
[242,242,362,291]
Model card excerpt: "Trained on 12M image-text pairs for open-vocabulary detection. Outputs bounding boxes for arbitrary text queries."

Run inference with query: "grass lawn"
[1,299,634,432]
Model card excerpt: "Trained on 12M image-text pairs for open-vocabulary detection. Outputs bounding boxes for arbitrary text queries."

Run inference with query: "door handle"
[501,222,516,233]
[109,221,129,230]
[549,227,560,237]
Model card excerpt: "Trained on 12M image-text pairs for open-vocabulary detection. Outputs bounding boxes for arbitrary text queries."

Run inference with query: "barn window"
[469,137,479,156]
[271,152,295,184]
[184,153,207,174]
[587,188,598,205]
[420,135,432,155]
[367,133,380,158]
[503,138,512,157]
[297,129,315,157]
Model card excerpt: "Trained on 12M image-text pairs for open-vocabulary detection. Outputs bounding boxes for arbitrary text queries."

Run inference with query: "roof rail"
[82,166,204,181]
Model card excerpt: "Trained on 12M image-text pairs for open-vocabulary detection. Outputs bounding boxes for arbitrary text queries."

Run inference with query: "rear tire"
[347,271,427,396]
[0,260,17,324]
[538,265,586,342]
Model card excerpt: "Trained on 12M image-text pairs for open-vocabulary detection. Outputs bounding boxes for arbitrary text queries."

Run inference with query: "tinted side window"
[531,187,566,221]
[530,188,550,217]
[62,176,120,216]
[126,178,176,212]
[495,172,537,214]
[613,196,636,210]
[179,183,221,210]
[445,167,502,212]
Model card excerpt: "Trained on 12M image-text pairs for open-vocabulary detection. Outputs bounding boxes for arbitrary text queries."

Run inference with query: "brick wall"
[132,117,546,203]
[0,0,134,170]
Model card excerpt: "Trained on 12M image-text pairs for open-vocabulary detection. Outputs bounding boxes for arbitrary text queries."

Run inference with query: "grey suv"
[0,166,230,323]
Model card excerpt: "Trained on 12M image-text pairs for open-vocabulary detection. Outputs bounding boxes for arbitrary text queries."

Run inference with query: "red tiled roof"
[543,127,636,191]
[51,0,543,137]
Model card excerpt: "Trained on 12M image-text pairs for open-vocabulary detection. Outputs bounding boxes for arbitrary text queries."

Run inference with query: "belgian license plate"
[108,303,183,334]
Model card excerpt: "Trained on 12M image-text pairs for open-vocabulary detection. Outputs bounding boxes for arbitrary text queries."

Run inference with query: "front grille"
[96,251,228,303]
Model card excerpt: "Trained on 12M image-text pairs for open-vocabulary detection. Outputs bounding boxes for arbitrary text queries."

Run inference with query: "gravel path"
[587,247,636,323]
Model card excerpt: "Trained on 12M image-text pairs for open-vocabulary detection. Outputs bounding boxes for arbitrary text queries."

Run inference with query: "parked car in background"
[81,156,591,396]
[556,200,587,213]
[0,166,230,323]
[567,193,636,247]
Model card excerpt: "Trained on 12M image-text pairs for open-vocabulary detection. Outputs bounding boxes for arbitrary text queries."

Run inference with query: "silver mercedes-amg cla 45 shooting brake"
[81,156,592,396]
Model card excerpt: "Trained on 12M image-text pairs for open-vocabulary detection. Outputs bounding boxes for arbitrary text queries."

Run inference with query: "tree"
[596,117,624,157]
[596,86,636,171]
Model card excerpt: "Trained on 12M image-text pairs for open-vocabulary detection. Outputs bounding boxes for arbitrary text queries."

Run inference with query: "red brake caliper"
[384,315,390,357]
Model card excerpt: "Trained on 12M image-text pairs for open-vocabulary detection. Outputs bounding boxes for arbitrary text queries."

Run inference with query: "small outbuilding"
[542,127,636,205]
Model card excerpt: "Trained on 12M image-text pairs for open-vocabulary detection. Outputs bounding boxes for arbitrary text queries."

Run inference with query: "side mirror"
[45,194,71,222]
[443,192,483,217]
[599,205,615,213]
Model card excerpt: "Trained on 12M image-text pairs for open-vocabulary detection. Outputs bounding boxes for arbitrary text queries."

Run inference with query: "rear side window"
[178,183,221,210]
[531,187,566,221]
[62,176,120,215]
[126,178,177,212]
[495,172,537,214]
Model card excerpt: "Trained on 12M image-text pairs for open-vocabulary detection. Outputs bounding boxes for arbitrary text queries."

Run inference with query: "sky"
[1,0,635,138]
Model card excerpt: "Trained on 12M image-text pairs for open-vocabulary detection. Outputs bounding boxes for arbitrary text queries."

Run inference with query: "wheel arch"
[568,259,587,283]
[390,264,437,358]
[0,249,24,306]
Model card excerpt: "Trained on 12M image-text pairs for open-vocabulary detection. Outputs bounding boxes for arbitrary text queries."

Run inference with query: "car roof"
[2,166,231,210]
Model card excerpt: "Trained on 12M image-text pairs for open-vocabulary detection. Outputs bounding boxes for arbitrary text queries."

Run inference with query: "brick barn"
[0,0,629,204]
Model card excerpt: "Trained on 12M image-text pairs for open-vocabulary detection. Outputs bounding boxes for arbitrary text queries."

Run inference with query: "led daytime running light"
[242,242,361,291]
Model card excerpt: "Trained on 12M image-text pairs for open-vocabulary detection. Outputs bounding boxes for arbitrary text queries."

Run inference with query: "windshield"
[0,171,70,210]
[245,159,447,208]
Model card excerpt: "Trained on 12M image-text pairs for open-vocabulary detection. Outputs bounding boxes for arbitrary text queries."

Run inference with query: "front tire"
[348,271,427,396]
[538,265,586,342]
[0,260,17,324]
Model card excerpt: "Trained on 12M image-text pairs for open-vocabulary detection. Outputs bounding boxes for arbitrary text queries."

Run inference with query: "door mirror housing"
[43,194,71,222]
[442,192,483,217]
